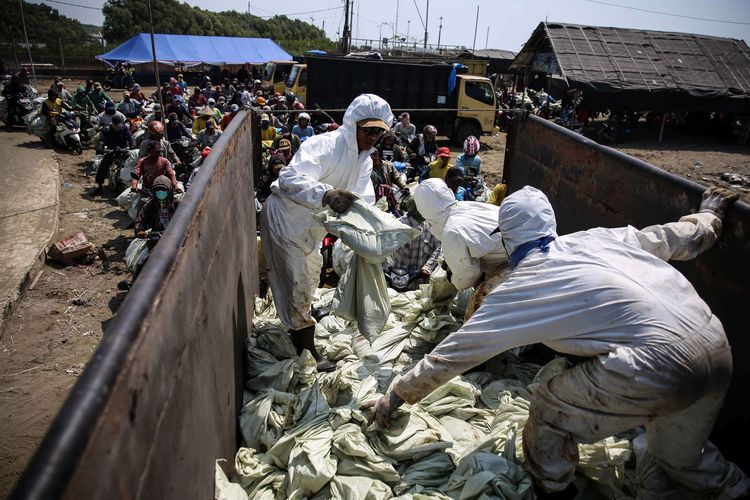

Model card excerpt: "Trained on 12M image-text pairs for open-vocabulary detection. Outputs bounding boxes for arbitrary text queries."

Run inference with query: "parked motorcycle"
[105,147,132,194]
[55,111,83,154]
[103,70,135,91]
[0,87,36,127]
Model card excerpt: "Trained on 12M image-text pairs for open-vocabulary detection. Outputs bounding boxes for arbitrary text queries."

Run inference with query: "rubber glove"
[700,187,739,220]
[323,189,356,214]
[360,391,404,428]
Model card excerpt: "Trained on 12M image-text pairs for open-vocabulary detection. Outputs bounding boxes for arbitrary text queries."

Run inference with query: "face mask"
[261,123,269,129]
[155,190,169,201]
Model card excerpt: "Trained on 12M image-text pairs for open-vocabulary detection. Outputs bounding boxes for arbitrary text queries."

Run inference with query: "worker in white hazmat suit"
[260,94,393,372]
[413,178,510,318]
[363,186,749,499]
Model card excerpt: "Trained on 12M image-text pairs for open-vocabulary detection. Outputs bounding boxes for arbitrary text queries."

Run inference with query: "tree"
[102,0,335,55]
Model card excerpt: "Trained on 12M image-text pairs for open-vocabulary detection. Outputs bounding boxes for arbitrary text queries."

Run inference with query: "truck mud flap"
[11,112,259,499]
[504,113,750,472]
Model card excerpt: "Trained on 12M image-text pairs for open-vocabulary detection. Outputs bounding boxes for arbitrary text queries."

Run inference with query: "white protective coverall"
[395,186,749,498]
[412,178,508,291]
[260,94,393,330]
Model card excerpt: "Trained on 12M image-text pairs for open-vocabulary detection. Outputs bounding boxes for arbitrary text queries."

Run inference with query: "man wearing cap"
[259,113,276,142]
[273,138,293,164]
[272,125,301,154]
[420,146,453,181]
[260,94,393,372]
[97,100,127,129]
[363,185,749,500]
[196,119,222,149]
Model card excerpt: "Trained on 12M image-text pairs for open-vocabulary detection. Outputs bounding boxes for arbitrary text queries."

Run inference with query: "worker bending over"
[364,186,749,499]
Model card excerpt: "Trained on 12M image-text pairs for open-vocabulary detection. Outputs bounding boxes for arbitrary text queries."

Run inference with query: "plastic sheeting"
[97,33,292,67]
[220,284,636,499]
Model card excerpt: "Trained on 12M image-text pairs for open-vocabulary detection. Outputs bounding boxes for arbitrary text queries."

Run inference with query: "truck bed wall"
[10,112,259,499]
[504,113,750,471]
[306,56,458,133]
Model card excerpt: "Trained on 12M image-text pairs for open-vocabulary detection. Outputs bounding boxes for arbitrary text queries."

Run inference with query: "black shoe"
[117,280,131,291]
[91,186,103,196]
[311,304,330,321]
[316,359,336,372]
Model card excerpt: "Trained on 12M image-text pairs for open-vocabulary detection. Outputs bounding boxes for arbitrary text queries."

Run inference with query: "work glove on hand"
[700,187,739,220]
[360,391,404,428]
[323,189,356,214]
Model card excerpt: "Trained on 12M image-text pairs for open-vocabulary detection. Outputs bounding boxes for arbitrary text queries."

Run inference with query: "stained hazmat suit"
[413,178,510,318]
[260,94,393,368]
[367,185,749,498]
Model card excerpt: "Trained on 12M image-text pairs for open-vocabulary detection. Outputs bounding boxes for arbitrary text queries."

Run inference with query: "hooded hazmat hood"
[498,186,558,255]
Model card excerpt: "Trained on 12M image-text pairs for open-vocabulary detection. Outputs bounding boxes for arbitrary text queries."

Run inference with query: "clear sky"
[30,0,750,52]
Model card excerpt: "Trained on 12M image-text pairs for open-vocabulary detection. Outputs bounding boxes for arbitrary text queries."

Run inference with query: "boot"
[289,325,336,373]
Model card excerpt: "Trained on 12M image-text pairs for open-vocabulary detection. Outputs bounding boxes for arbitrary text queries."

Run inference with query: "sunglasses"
[358,126,386,138]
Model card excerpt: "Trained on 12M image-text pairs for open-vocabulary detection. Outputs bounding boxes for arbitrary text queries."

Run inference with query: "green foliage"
[0,0,102,62]
[102,0,335,55]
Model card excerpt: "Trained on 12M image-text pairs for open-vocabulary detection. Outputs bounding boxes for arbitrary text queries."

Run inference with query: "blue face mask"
[155,190,169,201]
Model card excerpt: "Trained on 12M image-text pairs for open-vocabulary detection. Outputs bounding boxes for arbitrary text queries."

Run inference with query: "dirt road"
[0,138,132,497]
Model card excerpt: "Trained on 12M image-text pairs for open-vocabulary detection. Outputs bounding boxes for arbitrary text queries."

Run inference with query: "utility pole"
[471,4,479,54]
[58,37,65,71]
[395,0,399,44]
[147,0,164,127]
[437,16,443,50]
[407,20,410,42]
[423,0,429,50]
[342,0,351,53]
[18,0,37,89]
[352,0,357,45]
[322,20,325,33]
[485,26,489,49]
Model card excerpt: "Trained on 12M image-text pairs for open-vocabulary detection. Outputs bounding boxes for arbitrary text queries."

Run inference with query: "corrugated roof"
[511,22,750,106]
[463,49,517,61]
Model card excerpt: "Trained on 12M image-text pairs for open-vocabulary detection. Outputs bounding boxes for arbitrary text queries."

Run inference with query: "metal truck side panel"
[503,113,750,471]
[11,112,258,500]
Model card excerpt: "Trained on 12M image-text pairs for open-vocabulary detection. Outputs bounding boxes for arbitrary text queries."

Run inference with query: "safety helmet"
[201,146,212,159]
[463,135,480,155]
[111,114,124,125]
[285,92,296,103]
[423,125,437,138]
[148,120,165,137]
[298,112,310,122]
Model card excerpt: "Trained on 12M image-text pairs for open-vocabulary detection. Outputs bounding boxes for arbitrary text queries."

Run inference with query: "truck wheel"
[454,122,481,146]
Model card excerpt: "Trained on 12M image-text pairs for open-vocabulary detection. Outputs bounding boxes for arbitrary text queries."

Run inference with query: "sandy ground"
[0,140,131,497]
[466,129,749,204]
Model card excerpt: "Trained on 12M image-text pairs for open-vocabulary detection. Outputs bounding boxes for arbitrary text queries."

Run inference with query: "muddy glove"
[323,189,356,214]
[360,391,404,428]
[700,187,739,220]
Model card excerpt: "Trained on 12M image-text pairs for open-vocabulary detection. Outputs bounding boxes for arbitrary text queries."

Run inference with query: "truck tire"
[454,121,481,146]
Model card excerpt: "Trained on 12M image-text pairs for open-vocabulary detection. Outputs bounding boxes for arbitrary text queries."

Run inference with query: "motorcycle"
[170,136,196,176]
[384,267,422,292]
[0,87,36,127]
[54,111,83,154]
[103,70,135,91]
[105,147,132,194]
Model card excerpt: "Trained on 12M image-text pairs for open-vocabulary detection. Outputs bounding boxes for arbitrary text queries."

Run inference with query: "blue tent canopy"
[96,33,293,67]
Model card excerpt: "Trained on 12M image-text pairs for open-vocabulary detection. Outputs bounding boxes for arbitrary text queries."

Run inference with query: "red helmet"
[148,120,164,137]
[463,135,480,155]
[201,146,212,159]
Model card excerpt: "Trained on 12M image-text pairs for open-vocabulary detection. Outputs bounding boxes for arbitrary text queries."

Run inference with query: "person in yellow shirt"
[420,146,453,181]
[260,113,277,143]
[192,106,216,135]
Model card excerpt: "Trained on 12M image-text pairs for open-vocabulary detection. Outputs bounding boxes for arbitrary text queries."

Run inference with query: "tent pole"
[18,0,37,89]
[147,0,165,127]
[658,113,666,143]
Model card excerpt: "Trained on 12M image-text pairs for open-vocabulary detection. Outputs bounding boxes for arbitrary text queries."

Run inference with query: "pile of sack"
[216,276,636,500]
